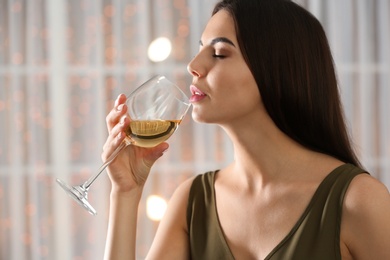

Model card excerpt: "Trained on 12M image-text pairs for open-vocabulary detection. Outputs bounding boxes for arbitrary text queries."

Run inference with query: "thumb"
[145,142,170,163]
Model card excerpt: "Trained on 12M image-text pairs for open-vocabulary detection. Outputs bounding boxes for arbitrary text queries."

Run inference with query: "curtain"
[0,0,388,259]
[299,0,390,184]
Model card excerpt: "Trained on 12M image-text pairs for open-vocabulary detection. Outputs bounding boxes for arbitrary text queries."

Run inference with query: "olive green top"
[186,164,366,260]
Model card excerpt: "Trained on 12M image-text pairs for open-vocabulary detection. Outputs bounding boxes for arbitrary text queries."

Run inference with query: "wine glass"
[56,75,191,215]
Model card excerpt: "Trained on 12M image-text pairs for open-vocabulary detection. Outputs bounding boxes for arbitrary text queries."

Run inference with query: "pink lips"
[189,85,207,103]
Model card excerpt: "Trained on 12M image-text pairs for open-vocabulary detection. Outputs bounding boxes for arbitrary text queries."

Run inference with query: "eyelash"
[212,54,226,59]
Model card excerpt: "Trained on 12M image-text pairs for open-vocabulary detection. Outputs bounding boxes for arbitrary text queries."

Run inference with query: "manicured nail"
[162,147,169,154]
[114,96,121,106]
[117,104,124,111]
[120,116,127,125]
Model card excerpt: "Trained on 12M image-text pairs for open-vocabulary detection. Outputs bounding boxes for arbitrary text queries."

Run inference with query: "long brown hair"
[213,0,362,167]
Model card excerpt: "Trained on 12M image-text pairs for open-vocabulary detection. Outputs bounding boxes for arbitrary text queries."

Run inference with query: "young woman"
[103,0,390,259]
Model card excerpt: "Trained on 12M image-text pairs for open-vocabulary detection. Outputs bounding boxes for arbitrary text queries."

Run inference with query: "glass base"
[56,178,97,215]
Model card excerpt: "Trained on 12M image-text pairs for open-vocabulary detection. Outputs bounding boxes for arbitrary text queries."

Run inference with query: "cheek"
[190,88,261,124]
[228,70,260,103]
[230,89,261,113]
[192,65,262,123]
[226,75,262,112]
[219,80,261,116]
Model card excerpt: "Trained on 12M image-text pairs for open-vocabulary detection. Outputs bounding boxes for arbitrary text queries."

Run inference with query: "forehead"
[201,10,238,45]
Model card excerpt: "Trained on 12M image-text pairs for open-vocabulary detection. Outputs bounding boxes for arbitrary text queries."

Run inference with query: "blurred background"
[0,0,389,259]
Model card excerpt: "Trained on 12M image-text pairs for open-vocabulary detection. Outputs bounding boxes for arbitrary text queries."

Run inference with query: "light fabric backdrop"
[0,0,389,259]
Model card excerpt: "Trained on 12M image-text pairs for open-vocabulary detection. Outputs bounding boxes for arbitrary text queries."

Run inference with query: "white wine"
[125,120,181,148]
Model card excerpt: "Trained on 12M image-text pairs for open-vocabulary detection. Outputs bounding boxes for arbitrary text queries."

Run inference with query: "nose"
[187,55,203,78]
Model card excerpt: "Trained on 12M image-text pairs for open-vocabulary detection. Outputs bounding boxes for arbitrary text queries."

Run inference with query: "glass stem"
[82,140,131,190]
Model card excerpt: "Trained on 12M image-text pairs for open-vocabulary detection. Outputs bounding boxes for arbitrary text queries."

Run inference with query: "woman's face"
[187,10,262,125]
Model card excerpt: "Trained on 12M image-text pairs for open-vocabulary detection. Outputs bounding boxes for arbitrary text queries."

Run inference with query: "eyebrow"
[199,37,236,47]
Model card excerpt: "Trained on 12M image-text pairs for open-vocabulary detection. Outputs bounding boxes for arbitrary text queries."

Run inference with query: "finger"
[114,93,127,107]
[153,142,169,158]
[111,115,130,139]
[102,117,130,161]
[102,131,126,162]
[143,142,170,168]
[106,94,128,132]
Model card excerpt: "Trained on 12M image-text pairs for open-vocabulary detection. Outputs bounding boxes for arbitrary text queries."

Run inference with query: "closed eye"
[212,54,226,59]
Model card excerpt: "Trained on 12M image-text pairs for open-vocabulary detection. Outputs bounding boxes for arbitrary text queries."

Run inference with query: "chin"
[191,110,212,124]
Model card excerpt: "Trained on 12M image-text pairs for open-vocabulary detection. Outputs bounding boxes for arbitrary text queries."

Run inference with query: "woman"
[103,0,390,259]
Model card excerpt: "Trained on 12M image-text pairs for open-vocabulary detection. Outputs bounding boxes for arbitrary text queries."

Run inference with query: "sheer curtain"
[300,0,390,186]
[0,0,388,259]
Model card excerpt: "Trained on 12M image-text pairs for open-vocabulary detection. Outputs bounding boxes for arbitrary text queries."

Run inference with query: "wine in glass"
[56,75,191,215]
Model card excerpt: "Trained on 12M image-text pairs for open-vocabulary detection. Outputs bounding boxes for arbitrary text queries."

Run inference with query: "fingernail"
[114,95,121,106]
[117,104,124,111]
[120,116,127,125]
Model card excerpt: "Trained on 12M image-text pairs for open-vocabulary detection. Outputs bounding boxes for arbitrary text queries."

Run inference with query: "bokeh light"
[146,195,168,221]
[147,37,172,62]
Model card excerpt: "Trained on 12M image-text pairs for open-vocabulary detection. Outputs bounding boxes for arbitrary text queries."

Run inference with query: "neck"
[220,112,316,188]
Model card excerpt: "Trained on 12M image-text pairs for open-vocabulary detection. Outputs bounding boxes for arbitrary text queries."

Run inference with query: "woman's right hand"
[102,94,169,193]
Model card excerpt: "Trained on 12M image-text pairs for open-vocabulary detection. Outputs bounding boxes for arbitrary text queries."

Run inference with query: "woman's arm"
[104,177,194,260]
[341,174,390,260]
[102,94,192,259]
[146,177,194,260]
[102,94,170,259]
[104,188,143,260]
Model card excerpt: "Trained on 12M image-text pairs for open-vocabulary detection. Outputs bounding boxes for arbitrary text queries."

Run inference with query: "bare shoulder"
[162,175,197,220]
[341,173,390,260]
[173,175,198,197]
[166,175,198,214]
[146,176,197,260]
[344,173,389,211]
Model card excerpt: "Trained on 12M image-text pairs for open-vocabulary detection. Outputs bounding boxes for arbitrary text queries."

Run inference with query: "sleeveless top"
[186,164,366,260]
